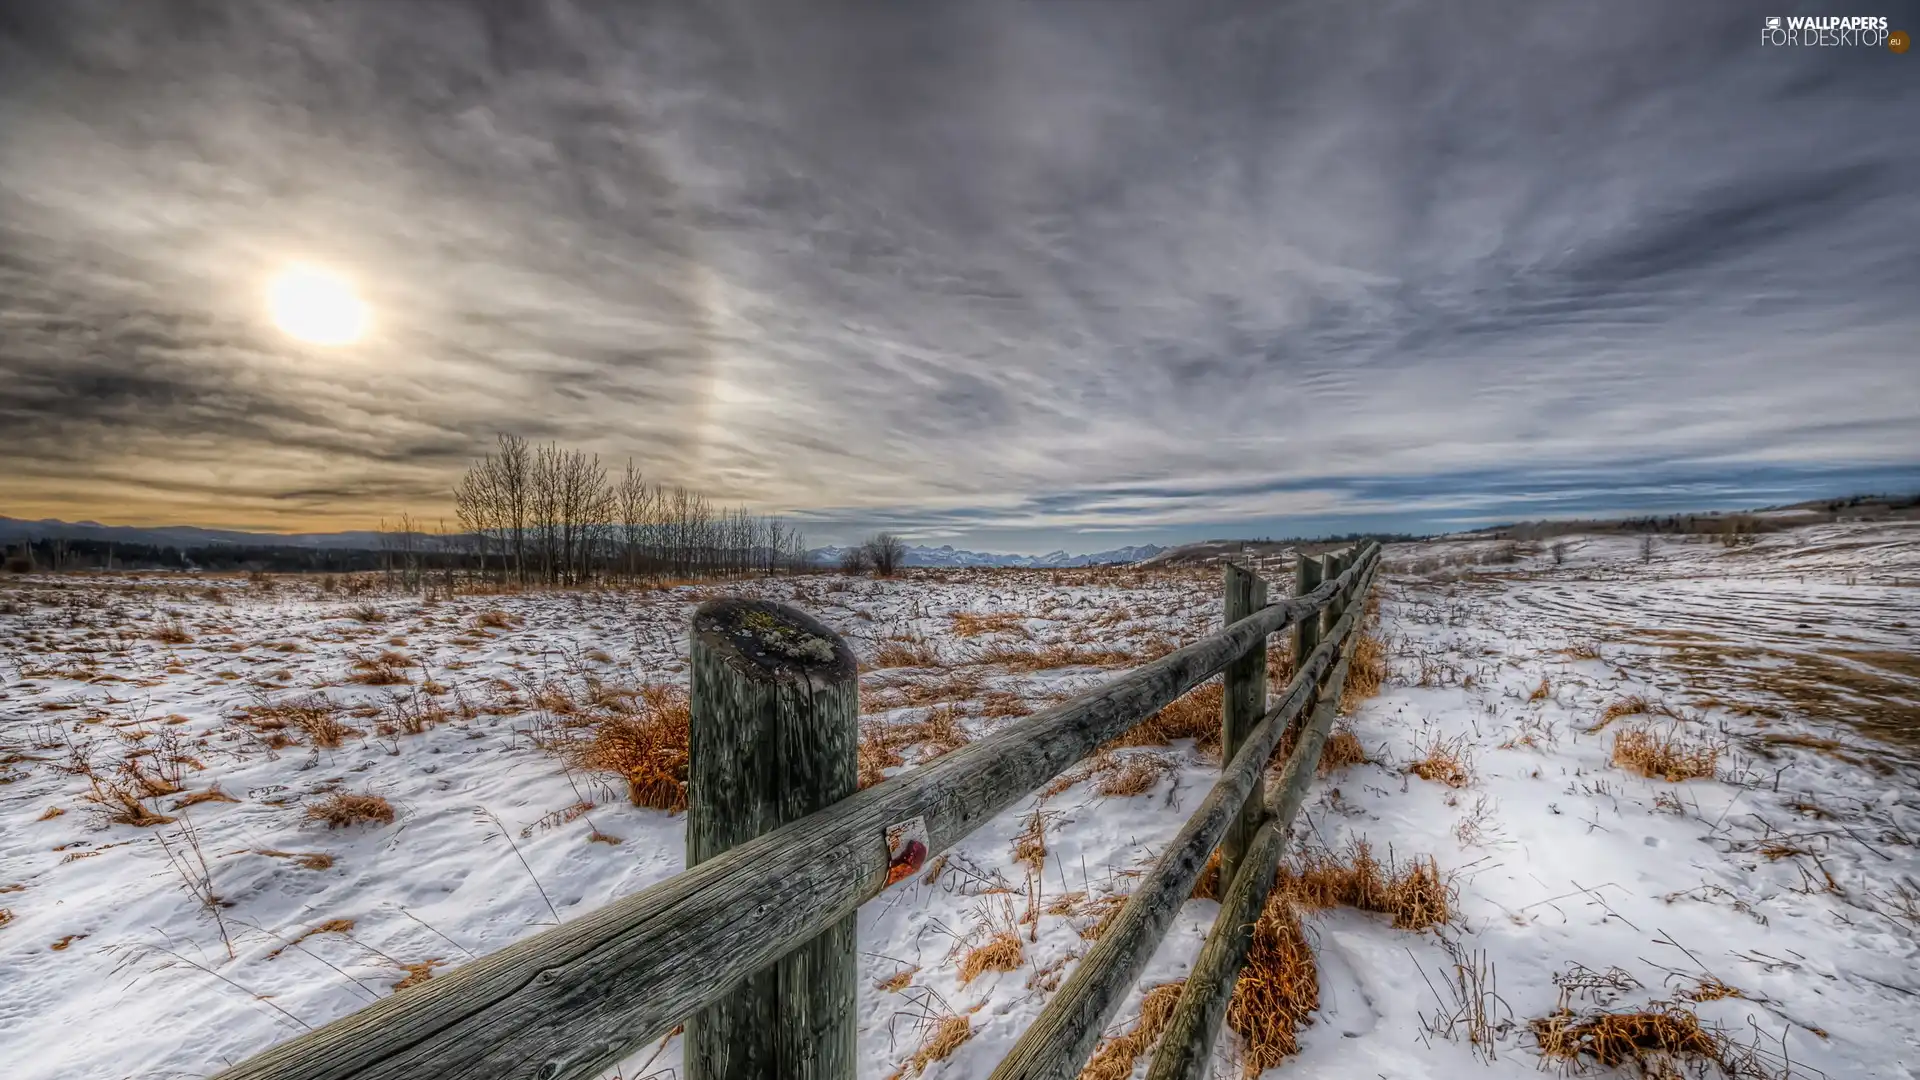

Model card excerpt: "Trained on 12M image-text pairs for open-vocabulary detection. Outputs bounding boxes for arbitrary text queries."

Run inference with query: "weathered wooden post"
[1218,563,1268,889]
[1293,553,1323,669]
[687,599,859,1080]
[1322,550,1349,642]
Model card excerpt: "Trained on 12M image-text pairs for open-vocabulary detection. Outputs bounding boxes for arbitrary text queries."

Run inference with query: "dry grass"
[560,685,692,812]
[392,957,446,991]
[1531,1004,1745,1078]
[1190,850,1224,901]
[1108,679,1222,750]
[1528,677,1552,703]
[86,776,175,827]
[876,965,918,993]
[872,637,940,669]
[240,695,358,748]
[152,618,195,645]
[255,849,334,871]
[1095,754,1172,797]
[171,786,240,810]
[1013,807,1048,872]
[1318,727,1371,774]
[1612,723,1720,782]
[957,930,1024,983]
[858,729,907,789]
[1588,695,1682,733]
[1080,981,1187,1080]
[895,1015,972,1078]
[950,611,1032,638]
[1278,838,1452,931]
[305,792,395,829]
[1227,896,1319,1074]
[971,641,1137,672]
[347,654,412,686]
[1339,630,1387,713]
[1407,731,1474,788]
[36,806,65,821]
[266,917,354,959]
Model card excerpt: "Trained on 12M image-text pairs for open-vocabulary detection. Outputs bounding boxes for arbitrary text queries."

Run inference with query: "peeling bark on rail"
[212,551,1377,1080]
[988,546,1380,1080]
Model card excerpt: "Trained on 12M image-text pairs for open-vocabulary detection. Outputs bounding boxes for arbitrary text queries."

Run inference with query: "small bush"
[306,792,396,828]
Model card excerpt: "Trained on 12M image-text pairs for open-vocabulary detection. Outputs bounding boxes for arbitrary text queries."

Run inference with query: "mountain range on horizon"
[0,515,1163,568]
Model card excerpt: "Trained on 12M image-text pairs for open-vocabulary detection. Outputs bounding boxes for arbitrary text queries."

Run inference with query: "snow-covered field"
[2,521,1916,1080]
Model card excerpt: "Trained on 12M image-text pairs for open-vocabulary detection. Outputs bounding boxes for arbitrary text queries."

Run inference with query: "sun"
[268,263,370,346]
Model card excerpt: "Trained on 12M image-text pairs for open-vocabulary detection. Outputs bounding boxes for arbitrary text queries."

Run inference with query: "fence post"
[1218,563,1268,889]
[687,599,860,1080]
[1293,553,1323,670]
[1321,550,1349,643]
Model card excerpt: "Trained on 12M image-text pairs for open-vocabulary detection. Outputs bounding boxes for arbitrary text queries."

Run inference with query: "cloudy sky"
[1,1,1915,552]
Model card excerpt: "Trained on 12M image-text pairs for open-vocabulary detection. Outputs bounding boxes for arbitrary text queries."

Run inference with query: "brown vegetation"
[1080,981,1187,1080]
[559,684,693,812]
[1407,731,1474,788]
[1277,839,1452,931]
[1318,727,1371,774]
[1339,630,1388,713]
[956,930,1024,983]
[1612,724,1720,782]
[1227,895,1319,1074]
[305,792,396,828]
[1108,679,1222,750]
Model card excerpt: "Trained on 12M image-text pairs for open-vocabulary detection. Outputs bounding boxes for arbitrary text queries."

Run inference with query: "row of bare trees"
[449,434,811,587]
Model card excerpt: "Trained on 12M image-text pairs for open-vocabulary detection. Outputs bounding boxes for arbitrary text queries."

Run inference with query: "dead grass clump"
[37,806,65,821]
[1278,839,1451,931]
[1528,677,1552,703]
[1530,1004,1727,1077]
[950,611,1031,638]
[1108,679,1222,750]
[1612,724,1719,782]
[895,1015,972,1078]
[1407,731,1473,788]
[1095,754,1171,797]
[1339,631,1387,712]
[240,696,357,748]
[153,619,195,645]
[1191,850,1223,901]
[346,604,386,624]
[393,957,446,990]
[86,776,176,827]
[172,786,240,810]
[1226,894,1319,1074]
[266,917,354,959]
[1318,727,1371,774]
[875,704,973,762]
[1013,808,1048,872]
[348,655,411,686]
[306,792,396,829]
[255,849,334,871]
[1589,695,1652,733]
[957,930,1024,983]
[562,685,692,812]
[978,690,1033,719]
[473,609,517,629]
[872,637,940,669]
[858,730,907,789]
[1080,981,1187,1080]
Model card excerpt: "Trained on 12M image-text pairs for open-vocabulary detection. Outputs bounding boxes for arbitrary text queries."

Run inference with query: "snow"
[3,521,1917,1079]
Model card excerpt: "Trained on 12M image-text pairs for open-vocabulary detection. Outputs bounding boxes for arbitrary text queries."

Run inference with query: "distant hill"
[0,516,390,550]
[805,543,1166,568]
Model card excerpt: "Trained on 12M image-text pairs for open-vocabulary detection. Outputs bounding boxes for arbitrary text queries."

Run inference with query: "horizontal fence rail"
[215,544,1383,1080]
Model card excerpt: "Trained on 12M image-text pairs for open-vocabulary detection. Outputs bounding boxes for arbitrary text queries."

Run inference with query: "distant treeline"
[1486,492,1919,541]
[2,537,397,574]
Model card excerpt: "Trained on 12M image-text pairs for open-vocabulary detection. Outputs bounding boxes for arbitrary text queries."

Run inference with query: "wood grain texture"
[1293,554,1324,684]
[211,554,1378,1080]
[1217,563,1269,890]
[1146,557,1380,1080]
[988,548,1379,1080]
[685,600,859,1080]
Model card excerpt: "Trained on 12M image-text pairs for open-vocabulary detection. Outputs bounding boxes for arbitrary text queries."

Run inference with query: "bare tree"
[839,544,872,575]
[866,533,908,577]
[1550,540,1568,566]
[1639,533,1655,563]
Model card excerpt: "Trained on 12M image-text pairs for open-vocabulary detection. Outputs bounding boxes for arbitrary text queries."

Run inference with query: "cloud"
[1,1,1914,544]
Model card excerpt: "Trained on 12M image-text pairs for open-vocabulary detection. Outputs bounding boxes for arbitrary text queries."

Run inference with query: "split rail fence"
[216,541,1383,1080]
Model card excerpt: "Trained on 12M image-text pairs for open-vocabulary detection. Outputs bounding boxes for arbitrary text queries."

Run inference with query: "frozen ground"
[1,521,1916,1079]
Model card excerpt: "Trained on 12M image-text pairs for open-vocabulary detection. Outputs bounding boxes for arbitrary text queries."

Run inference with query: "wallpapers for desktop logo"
[1761,15,1905,50]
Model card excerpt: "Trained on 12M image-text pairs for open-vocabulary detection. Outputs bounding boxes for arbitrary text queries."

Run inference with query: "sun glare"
[268,263,370,346]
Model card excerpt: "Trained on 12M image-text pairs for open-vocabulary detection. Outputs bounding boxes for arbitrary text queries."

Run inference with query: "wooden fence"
[215,542,1382,1080]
